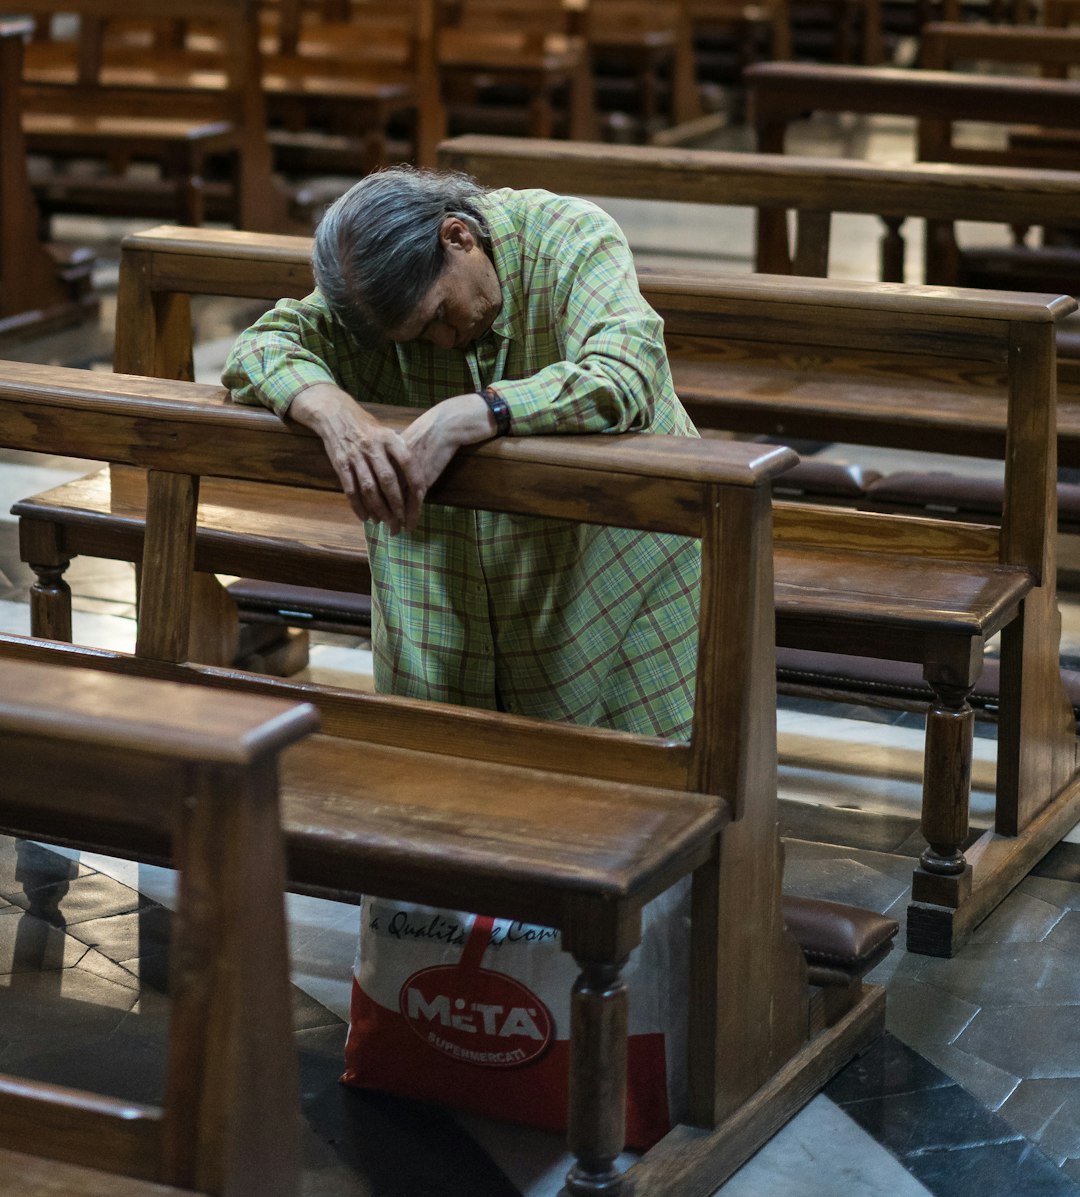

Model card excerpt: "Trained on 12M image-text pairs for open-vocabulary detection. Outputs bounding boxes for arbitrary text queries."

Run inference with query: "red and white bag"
[341,881,690,1150]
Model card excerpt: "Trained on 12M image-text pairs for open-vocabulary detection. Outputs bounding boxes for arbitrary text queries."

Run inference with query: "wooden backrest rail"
[438,133,1080,279]
[0,657,316,1195]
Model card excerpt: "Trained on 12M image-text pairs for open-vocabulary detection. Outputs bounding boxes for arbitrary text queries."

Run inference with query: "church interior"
[1,3,1080,1195]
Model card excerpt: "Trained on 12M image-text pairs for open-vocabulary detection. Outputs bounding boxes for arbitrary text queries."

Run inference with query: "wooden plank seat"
[0,356,894,1197]
[0,16,97,341]
[17,224,1080,957]
[0,657,315,1197]
[17,0,288,232]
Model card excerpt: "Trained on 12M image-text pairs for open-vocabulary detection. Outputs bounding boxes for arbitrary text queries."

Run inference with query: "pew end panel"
[0,358,891,1197]
[0,16,99,342]
[0,657,316,1196]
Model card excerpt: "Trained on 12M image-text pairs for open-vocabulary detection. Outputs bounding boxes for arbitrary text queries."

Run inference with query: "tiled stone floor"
[3,111,1080,1196]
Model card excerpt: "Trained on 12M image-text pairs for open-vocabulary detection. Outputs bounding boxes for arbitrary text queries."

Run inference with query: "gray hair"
[312,166,490,343]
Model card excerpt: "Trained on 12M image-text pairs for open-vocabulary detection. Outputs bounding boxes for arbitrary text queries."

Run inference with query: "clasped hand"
[289,384,496,535]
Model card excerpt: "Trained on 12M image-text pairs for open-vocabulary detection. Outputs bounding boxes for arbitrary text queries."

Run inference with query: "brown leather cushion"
[228,580,372,632]
[864,470,1080,531]
[777,646,1080,717]
[782,894,898,983]
[772,459,882,501]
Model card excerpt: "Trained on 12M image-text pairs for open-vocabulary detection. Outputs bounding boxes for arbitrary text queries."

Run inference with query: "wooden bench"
[18,0,288,232]
[252,0,438,173]
[14,224,1079,956]
[0,357,896,1196]
[0,16,97,341]
[0,657,315,1196]
[743,59,1080,347]
[439,132,1080,323]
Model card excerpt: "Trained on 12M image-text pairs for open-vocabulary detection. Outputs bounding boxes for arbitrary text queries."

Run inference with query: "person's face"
[389,217,503,350]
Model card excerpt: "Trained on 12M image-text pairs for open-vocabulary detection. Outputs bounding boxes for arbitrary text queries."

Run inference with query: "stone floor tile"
[5,869,151,927]
[912,943,1080,1007]
[1043,910,1080,956]
[1032,843,1080,885]
[8,1014,167,1104]
[0,835,86,901]
[782,852,911,913]
[905,1138,1080,1197]
[65,903,172,962]
[967,892,1067,946]
[117,949,170,994]
[714,1094,935,1197]
[883,973,980,1051]
[1020,876,1080,912]
[294,986,347,1034]
[0,907,89,974]
[955,1006,1080,1081]
[0,959,138,1053]
[296,1025,522,1197]
[1063,1157,1080,1186]
[825,1032,953,1107]
[840,1081,1021,1158]
[914,1042,1021,1113]
[77,945,144,991]
[1000,1078,1080,1166]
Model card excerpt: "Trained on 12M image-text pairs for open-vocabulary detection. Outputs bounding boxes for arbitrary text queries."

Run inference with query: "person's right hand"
[288,383,423,534]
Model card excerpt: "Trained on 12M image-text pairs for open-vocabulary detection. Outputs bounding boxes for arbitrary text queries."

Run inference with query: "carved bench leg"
[564,957,629,1197]
[20,519,73,642]
[908,675,975,956]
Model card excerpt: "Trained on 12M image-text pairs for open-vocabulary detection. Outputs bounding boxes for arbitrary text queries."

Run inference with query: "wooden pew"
[0,357,895,1196]
[745,60,1080,165]
[0,16,96,340]
[0,657,315,1196]
[252,0,439,173]
[15,224,1080,957]
[17,0,288,232]
[744,59,1080,317]
[439,133,1080,305]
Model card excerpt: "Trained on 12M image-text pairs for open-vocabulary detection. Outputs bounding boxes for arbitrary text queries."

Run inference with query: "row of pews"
[2,14,1080,1195]
[0,328,902,1193]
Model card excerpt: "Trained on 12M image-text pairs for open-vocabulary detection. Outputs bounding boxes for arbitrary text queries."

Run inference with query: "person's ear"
[440,216,476,253]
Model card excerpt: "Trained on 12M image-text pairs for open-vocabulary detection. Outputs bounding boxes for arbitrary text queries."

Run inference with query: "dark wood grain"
[0,659,313,1194]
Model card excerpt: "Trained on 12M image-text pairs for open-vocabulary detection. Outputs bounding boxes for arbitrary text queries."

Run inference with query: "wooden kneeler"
[0,360,886,1196]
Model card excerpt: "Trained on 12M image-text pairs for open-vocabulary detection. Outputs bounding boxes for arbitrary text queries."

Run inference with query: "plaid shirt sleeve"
[222,292,353,417]
[488,201,673,438]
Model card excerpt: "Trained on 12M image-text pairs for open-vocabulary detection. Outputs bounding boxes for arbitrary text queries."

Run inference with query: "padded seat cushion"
[783,894,898,983]
[776,646,1080,717]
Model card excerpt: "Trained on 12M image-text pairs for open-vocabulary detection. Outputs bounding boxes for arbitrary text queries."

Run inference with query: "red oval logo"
[399,964,554,1069]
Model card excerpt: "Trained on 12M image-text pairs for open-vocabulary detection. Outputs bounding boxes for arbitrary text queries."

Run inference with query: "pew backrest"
[436,132,1080,286]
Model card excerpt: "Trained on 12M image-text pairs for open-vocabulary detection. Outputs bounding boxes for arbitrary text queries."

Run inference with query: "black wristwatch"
[479,387,511,437]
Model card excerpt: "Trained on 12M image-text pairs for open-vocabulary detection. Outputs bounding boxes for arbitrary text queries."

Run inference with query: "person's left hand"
[402,392,500,506]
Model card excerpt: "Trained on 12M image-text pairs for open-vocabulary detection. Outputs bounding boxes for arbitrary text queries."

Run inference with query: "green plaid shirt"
[224,188,700,737]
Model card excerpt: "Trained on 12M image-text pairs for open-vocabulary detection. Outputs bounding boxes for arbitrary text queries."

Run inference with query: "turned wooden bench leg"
[565,956,629,1197]
[909,673,976,954]
[20,518,73,642]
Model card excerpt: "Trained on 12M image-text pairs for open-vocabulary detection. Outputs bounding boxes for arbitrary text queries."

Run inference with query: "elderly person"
[223,167,699,738]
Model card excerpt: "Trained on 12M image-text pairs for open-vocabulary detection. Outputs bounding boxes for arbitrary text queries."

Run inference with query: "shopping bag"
[341,881,690,1150]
